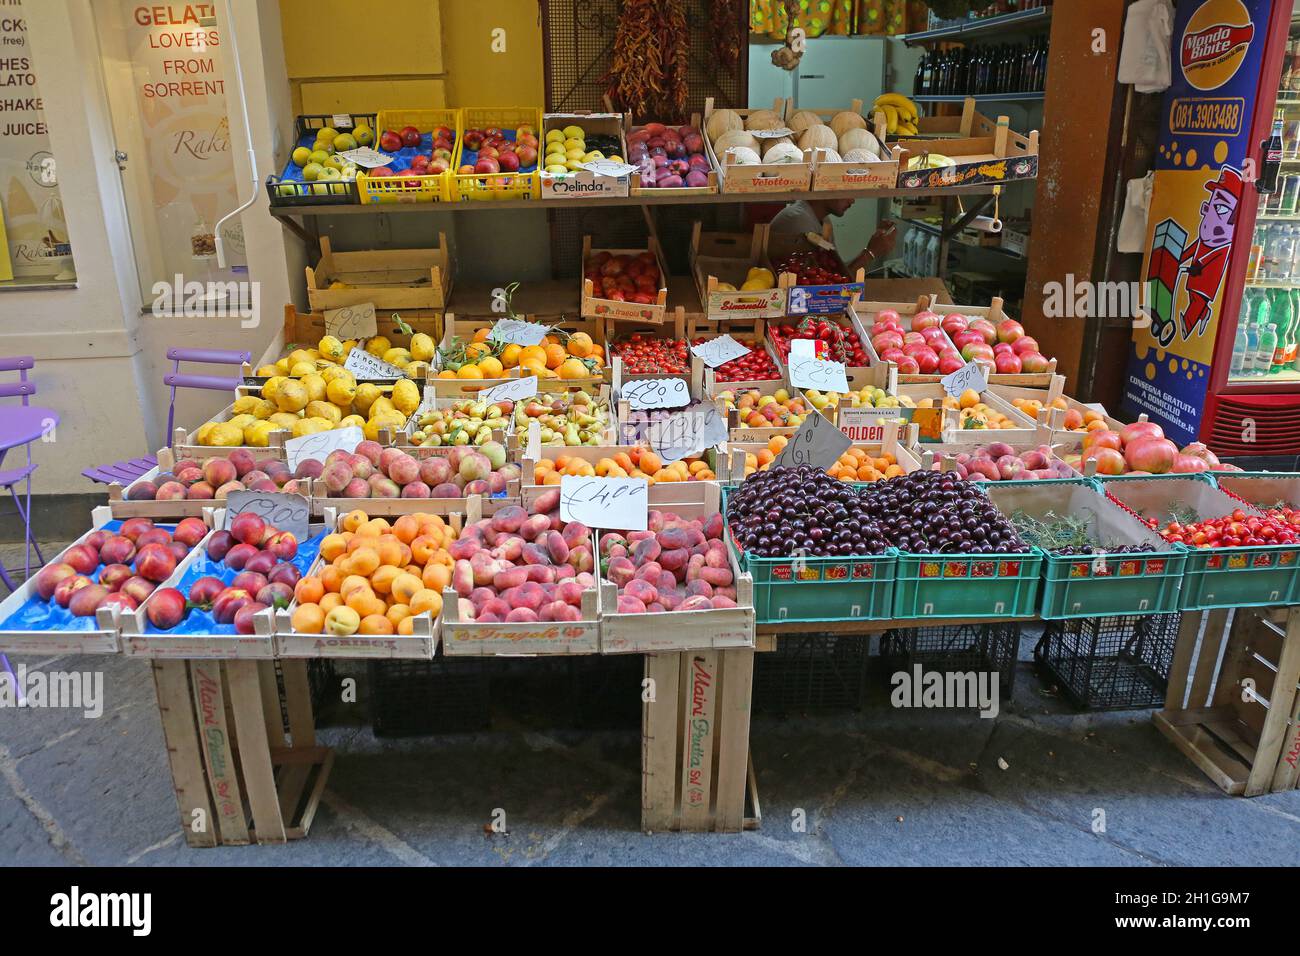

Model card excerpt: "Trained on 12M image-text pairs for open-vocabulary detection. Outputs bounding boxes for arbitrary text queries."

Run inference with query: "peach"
[493,566,530,590]
[520,514,550,541]
[126,481,158,500]
[633,561,662,582]
[701,566,733,587]
[607,557,636,587]
[186,481,216,500]
[214,480,243,499]
[657,527,689,551]
[566,547,593,573]
[491,506,527,534]
[355,440,383,467]
[321,460,353,494]
[505,607,539,623]
[452,559,474,596]
[679,595,712,612]
[432,482,461,499]
[202,457,237,488]
[342,478,369,498]
[347,453,373,481]
[702,513,723,539]
[495,535,524,562]
[512,582,545,611]
[624,579,658,606]
[295,458,324,480]
[34,562,77,600]
[401,481,431,498]
[544,530,569,565]
[525,564,556,584]
[480,597,511,619]
[658,548,689,572]
[387,453,420,486]
[459,451,492,482]
[710,595,738,608]
[561,522,591,550]
[419,457,451,487]
[531,489,560,515]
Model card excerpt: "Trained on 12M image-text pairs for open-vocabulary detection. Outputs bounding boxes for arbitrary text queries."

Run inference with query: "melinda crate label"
[1123,0,1271,446]
[540,167,632,199]
[787,282,864,316]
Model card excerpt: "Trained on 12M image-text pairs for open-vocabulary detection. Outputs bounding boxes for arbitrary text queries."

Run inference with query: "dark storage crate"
[1034,613,1179,711]
[308,658,340,725]
[368,658,491,737]
[753,634,870,714]
[569,654,644,729]
[880,622,1020,696]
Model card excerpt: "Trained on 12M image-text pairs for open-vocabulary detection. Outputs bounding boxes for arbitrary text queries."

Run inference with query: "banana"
[897,120,918,136]
[906,153,956,171]
[874,93,918,122]
[882,104,899,135]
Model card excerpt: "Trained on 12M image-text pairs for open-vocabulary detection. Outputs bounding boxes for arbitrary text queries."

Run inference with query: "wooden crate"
[598,483,755,654]
[690,223,789,320]
[989,377,1127,451]
[107,449,221,521]
[150,658,332,846]
[642,648,760,832]
[896,382,1042,445]
[717,428,922,483]
[0,506,125,655]
[894,101,1039,189]
[627,112,719,197]
[788,98,902,192]
[580,236,670,323]
[429,313,607,396]
[702,97,811,195]
[254,303,443,375]
[171,396,291,464]
[305,234,452,312]
[1154,606,1300,796]
[306,477,521,518]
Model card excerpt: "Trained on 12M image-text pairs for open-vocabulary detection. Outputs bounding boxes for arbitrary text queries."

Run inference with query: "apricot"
[320,565,344,593]
[410,588,442,616]
[318,592,343,613]
[392,514,420,544]
[290,603,324,634]
[370,565,402,595]
[342,510,369,533]
[347,590,386,619]
[359,614,395,635]
[397,616,416,636]
[391,572,423,605]
[422,562,451,592]
[320,533,349,562]
[295,577,325,605]
[340,574,372,599]
[347,547,380,577]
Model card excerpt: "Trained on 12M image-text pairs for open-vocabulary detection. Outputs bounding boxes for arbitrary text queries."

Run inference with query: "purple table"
[0,405,59,591]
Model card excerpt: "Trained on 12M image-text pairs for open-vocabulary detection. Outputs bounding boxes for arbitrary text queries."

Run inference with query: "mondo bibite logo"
[1180,0,1255,91]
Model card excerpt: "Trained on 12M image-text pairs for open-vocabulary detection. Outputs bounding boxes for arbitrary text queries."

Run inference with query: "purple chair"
[81,347,252,485]
[0,356,59,591]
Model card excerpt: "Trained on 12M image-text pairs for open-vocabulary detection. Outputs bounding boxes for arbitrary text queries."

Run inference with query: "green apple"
[309,149,331,165]
[353,124,374,146]
[333,133,357,152]
[302,162,324,181]
[291,146,311,167]
[277,183,297,196]
[321,167,342,181]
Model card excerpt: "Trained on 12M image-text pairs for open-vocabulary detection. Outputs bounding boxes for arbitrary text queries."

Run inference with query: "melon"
[797,124,837,152]
[813,147,842,164]
[762,142,805,164]
[744,109,784,131]
[838,127,880,157]
[705,108,743,143]
[829,110,868,137]
[713,129,759,154]
[842,147,878,164]
[787,110,824,135]
[725,146,761,165]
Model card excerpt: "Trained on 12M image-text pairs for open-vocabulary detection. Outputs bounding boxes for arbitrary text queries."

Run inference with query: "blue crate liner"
[276,115,379,182]
[459,129,538,174]
[0,520,181,632]
[144,530,325,635]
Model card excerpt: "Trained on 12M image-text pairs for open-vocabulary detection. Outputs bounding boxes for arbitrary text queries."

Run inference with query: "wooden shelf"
[913,92,1045,103]
[900,6,1052,45]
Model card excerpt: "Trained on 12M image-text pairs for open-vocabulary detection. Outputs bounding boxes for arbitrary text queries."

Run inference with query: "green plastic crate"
[734,540,898,623]
[983,480,1187,619]
[1102,476,1300,610]
[893,550,1043,619]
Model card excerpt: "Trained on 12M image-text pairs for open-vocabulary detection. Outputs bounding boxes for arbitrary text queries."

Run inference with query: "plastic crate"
[880,623,1020,695]
[447,107,543,202]
[266,112,376,206]
[1104,476,1300,610]
[368,658,491,737]
[983,481,1187,619]
[1034,613,1179,711]
[736,543,899,623]
[753,634,870,714]
[357,108,458,204]
[894,551,1042,619]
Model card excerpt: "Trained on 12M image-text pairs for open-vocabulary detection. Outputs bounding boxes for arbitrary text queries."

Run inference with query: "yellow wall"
[279,0,543,113]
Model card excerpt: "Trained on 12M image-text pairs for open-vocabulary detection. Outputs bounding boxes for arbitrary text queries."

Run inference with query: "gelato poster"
[0,2,72,280]
[1123,0,1272,445]
[121,2,245,277]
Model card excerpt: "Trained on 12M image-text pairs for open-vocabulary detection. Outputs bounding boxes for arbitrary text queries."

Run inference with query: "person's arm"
[848,220,898,273]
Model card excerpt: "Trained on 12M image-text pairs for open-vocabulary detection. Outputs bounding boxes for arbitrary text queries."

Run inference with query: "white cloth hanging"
[1118,172,1155,253]
[1118,0,1175,93]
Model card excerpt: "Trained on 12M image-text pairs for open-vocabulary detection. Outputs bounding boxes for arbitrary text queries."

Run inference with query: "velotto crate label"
[786,282,865,316]
[684,654,717,811]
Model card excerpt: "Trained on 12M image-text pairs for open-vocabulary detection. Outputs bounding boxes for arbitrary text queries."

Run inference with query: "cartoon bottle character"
[1164,166,1241,347]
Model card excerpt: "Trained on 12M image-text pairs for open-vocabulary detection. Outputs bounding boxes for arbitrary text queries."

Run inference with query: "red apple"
[498,151,520,172]
[379,130,403,152]
[474,157,500,175]
[145,587,188,630]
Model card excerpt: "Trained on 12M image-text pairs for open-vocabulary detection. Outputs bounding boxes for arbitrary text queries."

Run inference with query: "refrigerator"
[1123,0,1300,456]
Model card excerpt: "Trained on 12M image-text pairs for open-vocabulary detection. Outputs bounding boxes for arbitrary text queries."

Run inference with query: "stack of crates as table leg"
[1154,606,1300,795]
[880,623,1020,695]
[642,648,760,833]
[1034,614,1180,710]
[151,659,332,846]
[753,635,870,714]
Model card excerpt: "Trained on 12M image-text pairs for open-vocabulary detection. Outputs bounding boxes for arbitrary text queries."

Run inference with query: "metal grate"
[754,634,870,714]
[368,659,492,737]
[1034,614,1179,711]
[880,623,1020,696]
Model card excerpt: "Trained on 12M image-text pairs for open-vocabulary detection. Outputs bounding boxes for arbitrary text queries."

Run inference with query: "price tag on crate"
[224,491,310,541]
[690,335,750,369]
[940,360,988,398]
[480,375,539,405]
[344,348,405,380]
[838,406,913,443]
[488,318,550,346]
[331,114,353,129]
[622,377,689,410]
[324,302,378,340]
[788,338,849,393]
[648,404,728,463]
[772,411,851,471]
[285,426,364,472]
[559,476,648,531]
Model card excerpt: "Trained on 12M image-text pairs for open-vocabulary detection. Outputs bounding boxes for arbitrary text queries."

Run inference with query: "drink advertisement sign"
[1123,0,1272,445]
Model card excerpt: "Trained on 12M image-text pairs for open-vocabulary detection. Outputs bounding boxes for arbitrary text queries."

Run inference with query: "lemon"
[368,396,396,420]
[255,364,280,377]
[326,377,357,406]
[291,418,327,438]
[352,382,381,415]
[274,359,291,374]
[365,335,391,357]
[300,372,327,403]
[287,348,314,367]
[382,347,412,367]
[409,333,435,362]
[276,379,309,413]
[405,361,430,380]
[194,422,217,445]
[741,277,772,291]
[339,414,366,430]
[227,414,256,431]
[268,412,301,430]
[391,378,419,415]
[232,395,262,415]
[243,421,276,447]
[289,361,317,379]
[318,335,345,362]
[208,422,244,447]
[321,365,353,384]
[251,398,277,419]
[306,400,342,424]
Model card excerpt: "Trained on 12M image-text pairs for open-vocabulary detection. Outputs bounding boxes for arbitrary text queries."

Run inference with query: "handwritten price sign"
[344,349,405,380]
[690,335,751,369]
[771,411,851,471]
[622,377,690,411]
[324,302,378,340]
[940,360,989,398]
[224,491,310,541]
[559,476,648,531]
[647,405,728,463]
[480,375,539,405]
[789,354,849,393]
[285,426,363,471]
[488,318,550,346]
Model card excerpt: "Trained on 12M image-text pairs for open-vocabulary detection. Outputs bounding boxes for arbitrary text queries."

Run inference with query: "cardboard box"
[539,112,631,199]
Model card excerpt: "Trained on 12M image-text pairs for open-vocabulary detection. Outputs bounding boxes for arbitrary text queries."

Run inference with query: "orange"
[290,603,324,634]
[466,341,491,359]
[518,345,547,368]
[342,509,369,533]
[295,577,325,605]
[477,356,504,379]
[473,327,492,343]
[359,613,395,635]
[318,592,343,613]
[391,572,424,604]
[438,369,458,379]
[568,332,593,358]
[500,343,523,368]
[409,588,443,616]
[544,343,567,369]
[558,357,589,380]
[457,364,484,380]
[421,563,452,592]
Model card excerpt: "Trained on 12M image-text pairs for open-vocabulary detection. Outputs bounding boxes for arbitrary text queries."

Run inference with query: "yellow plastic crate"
[448,107,543,202]
[357,108,458,204]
